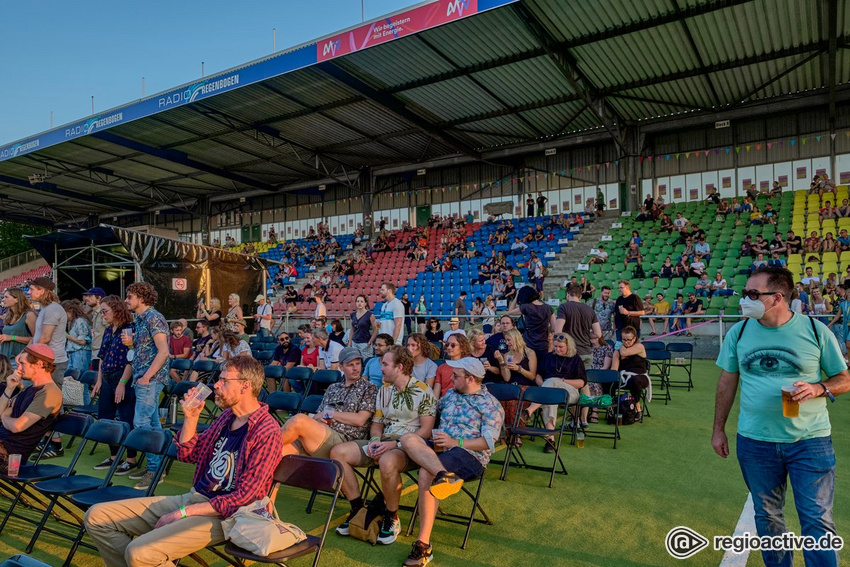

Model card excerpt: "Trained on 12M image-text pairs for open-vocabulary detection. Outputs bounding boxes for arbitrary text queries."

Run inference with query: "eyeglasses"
[216,377,248,384]
[446,343,459,348]
[622,337,637,343]
[741,289,784,300]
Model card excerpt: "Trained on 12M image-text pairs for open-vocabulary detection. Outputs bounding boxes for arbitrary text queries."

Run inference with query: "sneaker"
[93,458,115,470]
[429,471,463,500]
[335,507,360,536]
[377,514,401,545]
[403,540,433,566]
[40,446,64,460]
[128,468,148,481]
[115,461,140,476]
[133,471,164,490]
[543,439,556,454]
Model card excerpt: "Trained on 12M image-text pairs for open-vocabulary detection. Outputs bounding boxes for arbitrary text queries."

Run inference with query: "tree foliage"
[0,222,50,259]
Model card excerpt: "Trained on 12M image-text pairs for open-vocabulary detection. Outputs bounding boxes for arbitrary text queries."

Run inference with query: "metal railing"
[0,249,41,274]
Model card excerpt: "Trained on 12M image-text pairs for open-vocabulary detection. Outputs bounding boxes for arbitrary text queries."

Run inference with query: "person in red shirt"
[168,321,192,382]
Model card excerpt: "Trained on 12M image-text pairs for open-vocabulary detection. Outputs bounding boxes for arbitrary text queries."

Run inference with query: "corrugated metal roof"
[470,56,577,106]
[526,0,676,43]
[400,76,507,122]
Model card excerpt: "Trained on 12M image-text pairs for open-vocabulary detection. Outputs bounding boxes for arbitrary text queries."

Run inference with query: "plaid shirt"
[176,403,283,518]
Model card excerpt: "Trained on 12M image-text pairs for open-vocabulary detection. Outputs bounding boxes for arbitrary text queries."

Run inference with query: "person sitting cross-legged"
[83,356,283,567]
[399,357,504,566]
[330,345,436,545]
[280,347,377,459]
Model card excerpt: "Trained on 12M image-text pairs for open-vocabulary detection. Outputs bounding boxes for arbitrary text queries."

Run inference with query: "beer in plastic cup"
[121,329,134,347]
[781,385,799,418]
[322,408,335,423]
[7,454,21,477]
[576,433,585,449]
[184,383,212,410]
[432,428,444,451]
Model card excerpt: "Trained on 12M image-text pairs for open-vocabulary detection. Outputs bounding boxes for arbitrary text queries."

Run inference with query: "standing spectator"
[253,295,272,337]
[349,295,377,359]
[530,253,545,293]
[553,283,601,368]
[29,277,67,386]
[401,293,413,337]
[224,293,243,332]
[414,295,428,333]
[592,286,616,339]
[407,333,438,389]
[63,300,92,402]
[454,291,468,329]
[197,297,222,327]
[536,192,547,216]
[481,297,496,334]
[378,282,405,345]
[614,280,645,341]
[123,282,171,490]
[82,287,106,368]
[91,295,139,474]
[486,315,514,354]
[713,267,849,567]
[509,286,554,363]
[0,288,36,363]
[526,194,535,218]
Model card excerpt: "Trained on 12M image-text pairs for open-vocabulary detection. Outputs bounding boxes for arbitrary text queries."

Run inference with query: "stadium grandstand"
[0,0,848,566]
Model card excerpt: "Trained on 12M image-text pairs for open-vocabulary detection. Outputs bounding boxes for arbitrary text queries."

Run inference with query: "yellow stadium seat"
[823,252,839,264]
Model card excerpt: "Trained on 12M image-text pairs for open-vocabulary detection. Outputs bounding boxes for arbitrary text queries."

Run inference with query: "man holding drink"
[713,266,850,567]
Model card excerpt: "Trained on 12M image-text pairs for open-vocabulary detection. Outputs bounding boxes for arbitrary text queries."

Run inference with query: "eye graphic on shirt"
[740,348,802,377]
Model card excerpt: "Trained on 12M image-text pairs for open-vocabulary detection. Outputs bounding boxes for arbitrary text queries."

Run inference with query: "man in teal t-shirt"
[713,267,850,567]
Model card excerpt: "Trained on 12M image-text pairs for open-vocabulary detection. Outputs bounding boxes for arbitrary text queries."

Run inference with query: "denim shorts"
[438,447,484,481]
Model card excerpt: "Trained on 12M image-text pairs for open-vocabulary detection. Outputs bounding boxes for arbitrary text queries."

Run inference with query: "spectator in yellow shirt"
[651,292,672,335]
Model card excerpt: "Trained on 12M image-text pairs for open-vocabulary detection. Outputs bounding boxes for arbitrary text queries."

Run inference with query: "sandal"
[686,332,692,337]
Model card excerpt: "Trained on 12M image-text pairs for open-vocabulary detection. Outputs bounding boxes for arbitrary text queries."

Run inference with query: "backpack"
[632,264,645,279]
[348,493,385,545]
[607,393,639,426]
[541,264,549,278]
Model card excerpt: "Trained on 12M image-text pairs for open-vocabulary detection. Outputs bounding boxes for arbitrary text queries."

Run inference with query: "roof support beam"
[671,0,722,107]
[827,0,838,125]
[318,61,482,160]
[0,173,144,212]
[737,50,825,104]
[91,131,277,192]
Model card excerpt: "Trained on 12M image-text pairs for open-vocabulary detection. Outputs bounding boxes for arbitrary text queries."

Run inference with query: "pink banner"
[673,187,682,199]
[608,198,616,208]
[689,189,698,200]
[562,200,569,210]
[841,172,850,185]
[759,180,769,190]
[317,0,479,61]
[550,204,557,214]
[574,194,582,205]
[797,167,807,179]
[816,168,827,176]
[778,175,788,186]
[722,176,731,188]
[658,184,667,196]
[705,183,715,193]
[742,178,752,188]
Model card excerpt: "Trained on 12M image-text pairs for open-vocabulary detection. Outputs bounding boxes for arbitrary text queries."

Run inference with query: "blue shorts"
[438,447,484,481]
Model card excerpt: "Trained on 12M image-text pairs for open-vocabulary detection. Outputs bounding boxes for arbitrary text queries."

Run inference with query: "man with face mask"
[713,267,850,567]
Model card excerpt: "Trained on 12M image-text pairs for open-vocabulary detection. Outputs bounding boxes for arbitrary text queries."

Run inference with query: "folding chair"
[265,391,301,424]
[299,394,323,415]
[190,359,218,383]
[0,413,94,535]
[166,381,212,433]
[0,555,51,567]
[60,429,171,566]
[222,455,343,567]
[285,366,313,396]
[484,383,522,466]
[25,419,130,554]
[666,342,694,390]
[578,370,621,449]
[169,358,193,381]
[308,369,341,396]
[68,371,99,417]
[642,341,666,351]
[264,365,285,392]
[645,350,672,404]
[255,351,275,366]
[500,386,570,488]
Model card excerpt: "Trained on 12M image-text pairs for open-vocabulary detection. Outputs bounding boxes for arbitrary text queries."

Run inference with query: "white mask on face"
[740,295,779,320]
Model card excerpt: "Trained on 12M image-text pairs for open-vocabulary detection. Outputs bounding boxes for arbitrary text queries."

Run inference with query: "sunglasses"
[741,289,784,300]
[553,333,569,341]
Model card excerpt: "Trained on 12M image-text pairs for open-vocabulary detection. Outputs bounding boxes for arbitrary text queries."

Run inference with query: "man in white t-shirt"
[801,267,821,290]
[312,329,343,371]
[253,294,273,337]
[378,282,405,345]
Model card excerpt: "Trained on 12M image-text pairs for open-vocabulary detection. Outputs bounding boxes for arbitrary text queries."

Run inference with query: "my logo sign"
[665,526,709,560]
[322,39,341,57]
[446,0,471,16]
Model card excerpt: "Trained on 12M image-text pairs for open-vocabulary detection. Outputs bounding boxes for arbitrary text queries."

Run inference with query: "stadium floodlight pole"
[91,96,94,115]
[201,61,205,78]
[50,111,53,128]
[142,77,145,98]
[362,0,364,21]
[273,28,276,52]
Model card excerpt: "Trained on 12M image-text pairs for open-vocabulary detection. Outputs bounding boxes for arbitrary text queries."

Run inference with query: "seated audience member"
[218,330,251,361]
[683,292,704,336]
[750,253,768,272]
[710,272,732,297]
[168,321,192,381]
[623,244,642,269]
[588,245,608,264]
[298,329,320,371]
[0,345,62,470]
[280,347,377,459]
[652,293,671,334]
[443,318,465,342]
[659,257,675,280]
[408,334,438,389]
[768,251,787,268]
[823,232,838,253]
[331,346,436,546]
[694,274,712,297]
[312,328,343,371]
[785,231,803,254]
[433,334,472,399]
[84,357,283,566]
[610,326,649,418]
[189,321,212,361]
[768,233,786,256]
[804,231,822,254]
[399,357,504,567]
[801,267,821,289]
[364,334,393,388]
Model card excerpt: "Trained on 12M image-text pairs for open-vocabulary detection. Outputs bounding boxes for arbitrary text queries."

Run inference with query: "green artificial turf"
[0,360,847,566]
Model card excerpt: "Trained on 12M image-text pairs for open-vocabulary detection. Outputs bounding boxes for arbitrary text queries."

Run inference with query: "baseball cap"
[338,346,362,365]
[446,357,486,379]
[83,287,106,297]
[254,294,266,302]
[27,277,55,291]
[24,344,55,363]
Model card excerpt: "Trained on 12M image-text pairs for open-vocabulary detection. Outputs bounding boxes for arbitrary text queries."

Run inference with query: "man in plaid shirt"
[84,356,283,566]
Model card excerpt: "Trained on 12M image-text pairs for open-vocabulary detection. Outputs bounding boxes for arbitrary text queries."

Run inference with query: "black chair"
[666,342,694,390]
[299,394,324,415]
[645,350,672,404]
[643,340,666,351]
[264,366,286,392]
[265,392,301,424]
[60,429,172,566]
[285,367,313,396]
[500,386,570,488]
[169,358,193,381]
[255,351,275,366]
[308,369,341,396]
[0,555,52,567]
[25,419,130,554]
[484,383,522,466]
[222,455,343,567]
[190,359,218,383]
[578,369,621,449]
[0,413,94,535]
[68,370,99,416]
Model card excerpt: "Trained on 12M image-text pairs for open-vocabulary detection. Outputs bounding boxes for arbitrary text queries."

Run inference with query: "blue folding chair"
[578,370,621,448]
[308,369,341,396]
[0,555,52,567]
[666,342,694,390]
[484,383,522,466]
[643,341,666,351]
[264,365,286,392]
[266,391,302,424]
[169,358,193,381]
[645,350,672,405]
[299,394,324,415]
[285,366,314,396]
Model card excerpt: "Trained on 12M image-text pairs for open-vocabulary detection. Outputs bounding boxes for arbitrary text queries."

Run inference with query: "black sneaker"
[93,458,114,470]
[403,540,433,566]
[40,446,64,460]
[377,514,400,545]
[543,439,556,454]
[115,461,139,476]
[335,507,360,536]
[428,471,463,500]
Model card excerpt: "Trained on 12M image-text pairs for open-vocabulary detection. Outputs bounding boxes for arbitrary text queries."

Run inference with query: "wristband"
[11,335,16,342]
[119,378,129,384]
[369,436,381,443]
[458,438,464,448]
[179,505,188,519]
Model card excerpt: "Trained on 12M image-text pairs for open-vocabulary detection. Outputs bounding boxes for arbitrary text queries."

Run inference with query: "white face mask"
[740,295,779,320]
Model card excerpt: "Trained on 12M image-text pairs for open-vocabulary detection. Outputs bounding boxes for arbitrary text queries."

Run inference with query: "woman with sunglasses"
[611,326,649,419]
[433,334,471,399]
[424,318,444,352]
[494,329,539,440]
[523,332,587,451]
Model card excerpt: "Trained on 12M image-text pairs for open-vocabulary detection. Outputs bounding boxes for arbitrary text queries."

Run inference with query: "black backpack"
[632,264,646,279]
[607,393,639,426]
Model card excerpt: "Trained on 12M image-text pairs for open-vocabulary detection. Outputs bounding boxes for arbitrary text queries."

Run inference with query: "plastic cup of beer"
[781,385,799,418]
[184,383,212,410]
[322,408,335,423]
[7,454,21,477]
[432,428,444,451]
[576,433,585,449]
[121,329,134,347]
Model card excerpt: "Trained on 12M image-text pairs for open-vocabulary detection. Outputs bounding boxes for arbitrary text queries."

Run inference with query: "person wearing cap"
[82,287,106,367]
[28,277,68,386]
[253,294,272,337]
[280,346,377,461]
[0,344,63,471]
[399,356,503,567]
[443,318,466,342]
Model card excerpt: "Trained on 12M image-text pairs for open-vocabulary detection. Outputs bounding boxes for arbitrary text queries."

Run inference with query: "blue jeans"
[99,370,137,459]
[133,381,165,473]
[736,434,838,567]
